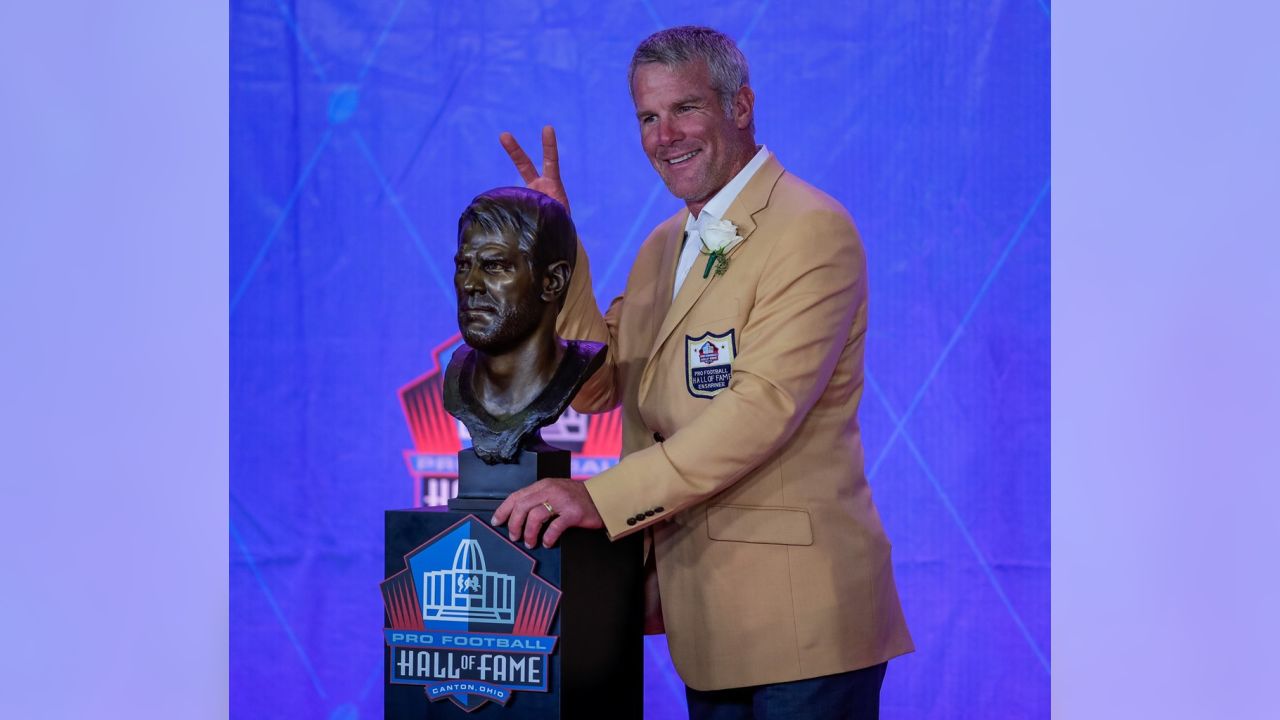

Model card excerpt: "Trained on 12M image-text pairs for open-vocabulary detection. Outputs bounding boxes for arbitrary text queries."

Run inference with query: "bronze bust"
[444,187,606,465]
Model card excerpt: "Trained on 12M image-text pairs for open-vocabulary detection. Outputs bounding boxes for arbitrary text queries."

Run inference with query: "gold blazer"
[556,156,914,690]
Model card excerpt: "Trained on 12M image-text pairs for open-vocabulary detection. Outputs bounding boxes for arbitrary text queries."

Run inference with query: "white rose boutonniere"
[698,219,743,278]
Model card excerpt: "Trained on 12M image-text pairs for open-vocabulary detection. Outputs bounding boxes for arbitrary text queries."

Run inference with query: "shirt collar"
[685,145,771,230]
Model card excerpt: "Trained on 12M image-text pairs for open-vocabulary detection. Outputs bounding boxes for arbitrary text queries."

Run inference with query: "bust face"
[453,227,544,354]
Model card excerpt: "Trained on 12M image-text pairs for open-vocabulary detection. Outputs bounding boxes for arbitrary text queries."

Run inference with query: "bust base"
[447,442,571,512]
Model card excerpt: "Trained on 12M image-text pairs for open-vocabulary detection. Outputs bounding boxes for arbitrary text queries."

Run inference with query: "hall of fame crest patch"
[685,329,736,398]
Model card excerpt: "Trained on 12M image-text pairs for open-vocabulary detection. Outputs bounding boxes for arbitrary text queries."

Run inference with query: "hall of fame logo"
[382,515,561,712]
[399,334,623,507]
[685,329,737,399]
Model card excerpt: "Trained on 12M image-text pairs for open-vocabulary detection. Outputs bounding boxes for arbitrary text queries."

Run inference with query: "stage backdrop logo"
[399,334,624,506]
[381,515,561,712]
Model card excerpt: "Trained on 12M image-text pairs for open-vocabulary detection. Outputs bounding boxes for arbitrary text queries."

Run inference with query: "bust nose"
[461,265,484,294]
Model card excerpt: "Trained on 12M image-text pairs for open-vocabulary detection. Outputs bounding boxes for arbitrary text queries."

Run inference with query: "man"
[446,187,605,466]
[492,26,913,718]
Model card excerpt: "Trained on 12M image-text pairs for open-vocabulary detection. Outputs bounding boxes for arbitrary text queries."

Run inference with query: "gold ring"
[542,501,555,515]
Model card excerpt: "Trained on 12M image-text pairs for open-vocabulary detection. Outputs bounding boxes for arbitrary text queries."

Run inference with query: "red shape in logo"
[698,341,719,365]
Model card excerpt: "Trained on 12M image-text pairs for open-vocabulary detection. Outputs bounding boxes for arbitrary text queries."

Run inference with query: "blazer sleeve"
[556,238,624,413]
[584,207,867,539]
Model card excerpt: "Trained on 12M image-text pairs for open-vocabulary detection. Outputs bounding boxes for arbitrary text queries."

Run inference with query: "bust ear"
[541,259,572,302]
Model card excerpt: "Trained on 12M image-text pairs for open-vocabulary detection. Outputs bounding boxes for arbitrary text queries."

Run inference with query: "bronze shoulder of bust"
[444,339,607,464]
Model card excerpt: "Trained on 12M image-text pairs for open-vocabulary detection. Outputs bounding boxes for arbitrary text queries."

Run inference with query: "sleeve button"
[626,517,637,526]
[652,432,665,443]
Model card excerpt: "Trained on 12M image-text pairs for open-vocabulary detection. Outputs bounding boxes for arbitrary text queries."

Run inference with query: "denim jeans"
[685,662,889,720]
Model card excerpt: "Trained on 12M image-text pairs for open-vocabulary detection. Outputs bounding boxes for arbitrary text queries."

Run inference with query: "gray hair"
[628,26,751,119]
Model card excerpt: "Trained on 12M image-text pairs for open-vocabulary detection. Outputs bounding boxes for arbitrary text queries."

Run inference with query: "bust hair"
[457,187,577,277]
[628,25,751,122]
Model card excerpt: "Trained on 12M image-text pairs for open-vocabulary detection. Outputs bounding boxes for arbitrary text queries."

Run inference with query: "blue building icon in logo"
[421,538,516,623]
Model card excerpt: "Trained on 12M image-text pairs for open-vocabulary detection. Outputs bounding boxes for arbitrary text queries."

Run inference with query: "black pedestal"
[384,509,643,719]
[448,444,570,512]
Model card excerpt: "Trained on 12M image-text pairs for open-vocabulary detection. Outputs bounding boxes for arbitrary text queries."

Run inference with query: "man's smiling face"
[631,59,755,216]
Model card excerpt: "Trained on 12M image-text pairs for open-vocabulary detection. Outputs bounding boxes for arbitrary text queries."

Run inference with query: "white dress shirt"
[673,145,771,298]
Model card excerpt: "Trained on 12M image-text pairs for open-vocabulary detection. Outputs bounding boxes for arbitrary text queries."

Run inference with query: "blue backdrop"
[231,1,1049,717]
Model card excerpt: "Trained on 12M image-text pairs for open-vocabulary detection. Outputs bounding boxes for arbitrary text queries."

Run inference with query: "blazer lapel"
[649,210,686,342]
[638,156,786,406]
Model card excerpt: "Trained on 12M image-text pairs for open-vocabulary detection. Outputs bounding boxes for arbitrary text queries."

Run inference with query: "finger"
[491,493,515,527]
[500,131,541,184]
[541,125,560,181]
[542,515,571,548]
[505,493,533,542]
[523,504,552,548]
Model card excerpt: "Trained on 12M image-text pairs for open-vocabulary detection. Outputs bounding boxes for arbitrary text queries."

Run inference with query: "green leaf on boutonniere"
[703,251,730,278]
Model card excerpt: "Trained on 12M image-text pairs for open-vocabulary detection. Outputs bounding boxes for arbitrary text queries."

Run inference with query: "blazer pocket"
[706,504,813,546]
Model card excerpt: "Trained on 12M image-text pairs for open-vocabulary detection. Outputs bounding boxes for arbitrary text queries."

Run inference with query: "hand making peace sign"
[499,125,571,214]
